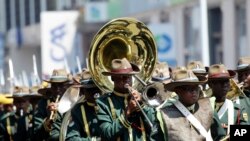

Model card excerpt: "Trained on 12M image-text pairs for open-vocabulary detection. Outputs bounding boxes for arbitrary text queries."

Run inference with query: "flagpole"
[200,0,210,66]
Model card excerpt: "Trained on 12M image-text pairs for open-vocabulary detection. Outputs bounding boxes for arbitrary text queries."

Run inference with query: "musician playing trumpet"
[33,69,71,141]
[232,57,250,123]
[95,58,158,141]
[207,64,248,136]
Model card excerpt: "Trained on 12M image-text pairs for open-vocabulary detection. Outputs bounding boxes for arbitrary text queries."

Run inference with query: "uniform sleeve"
[236,105,249,125]
[211,111,226,141]
[144,107,165,141]
[33,99,50,141]
[66,121,92,141]
[49,112,63,141]
[96,98,129,140]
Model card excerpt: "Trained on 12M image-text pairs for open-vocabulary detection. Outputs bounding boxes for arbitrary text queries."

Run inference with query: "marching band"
[1,17,250,141]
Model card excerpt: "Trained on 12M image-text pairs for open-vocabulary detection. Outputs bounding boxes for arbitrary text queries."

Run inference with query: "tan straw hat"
[151,61,171,84]
[236,57,250,72]
[102,58,140,76]
[164,69,207,91]
[44,69,71,83]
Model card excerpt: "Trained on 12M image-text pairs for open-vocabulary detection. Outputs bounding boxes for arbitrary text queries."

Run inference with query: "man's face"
[175,85,200,106]
[208,79,230,99]
[238,69,250,83]
[84,87,102,103]
[244,75,250,89]
[112,75,132,93]
[51,83,67,95]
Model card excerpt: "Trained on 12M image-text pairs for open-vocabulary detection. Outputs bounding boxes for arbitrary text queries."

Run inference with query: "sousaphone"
[88,17,157,92]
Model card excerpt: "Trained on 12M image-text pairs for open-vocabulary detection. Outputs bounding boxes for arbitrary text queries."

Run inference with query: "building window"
[236,2,247,58]
[184,6,201,65]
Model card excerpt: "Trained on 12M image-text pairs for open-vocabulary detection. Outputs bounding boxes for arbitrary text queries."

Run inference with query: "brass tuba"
[88,17,157,92]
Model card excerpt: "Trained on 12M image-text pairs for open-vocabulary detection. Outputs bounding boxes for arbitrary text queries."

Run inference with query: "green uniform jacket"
[33,97,60,141]
[66,101,100,141]
[96,92,159,141]
[236,90,250,123]
[0,112,18,141]
[216,102,248,133]
[49,111,63,141]
[155,100,226,141]
[16,112,33,141]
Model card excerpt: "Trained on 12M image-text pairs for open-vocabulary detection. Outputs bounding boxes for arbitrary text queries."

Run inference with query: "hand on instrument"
[47,102,58,112]
[126,90,142,117]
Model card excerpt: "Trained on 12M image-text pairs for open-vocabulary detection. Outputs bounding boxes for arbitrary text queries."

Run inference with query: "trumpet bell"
[57,87,80,114]
[89,17,157,92]
[142,82,168,107]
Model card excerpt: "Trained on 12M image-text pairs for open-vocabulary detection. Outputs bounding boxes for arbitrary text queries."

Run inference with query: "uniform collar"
[87,102,95,107]
[187,104,195,112]
[113,91,129,98]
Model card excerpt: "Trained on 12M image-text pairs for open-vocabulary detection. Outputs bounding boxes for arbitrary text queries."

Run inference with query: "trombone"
[124,84,154,129]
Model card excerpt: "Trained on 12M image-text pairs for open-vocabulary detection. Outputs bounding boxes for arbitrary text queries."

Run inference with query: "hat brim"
[44,79,69,83]
[102,63,140,76]
[235,65,250,72]
[164,76,207,91]
[208,70,236,80]
[38,88,50,95]
[102,71,139,76]
[7,93,43,99]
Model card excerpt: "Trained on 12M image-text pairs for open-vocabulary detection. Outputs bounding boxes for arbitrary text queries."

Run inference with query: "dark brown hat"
[208,64,236,80]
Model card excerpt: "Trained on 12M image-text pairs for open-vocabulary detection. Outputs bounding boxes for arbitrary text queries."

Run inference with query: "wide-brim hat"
[102,58,140,76]
[236,57,250,72]
[208,64,236,80]
[7,86,43,99]
[0,94,13,104]
[187,61,208,76]
[164,69,207,91]
[44,69,71,83]
[151,61,172,84]
[37,88,51,95]
[72,69,98,89]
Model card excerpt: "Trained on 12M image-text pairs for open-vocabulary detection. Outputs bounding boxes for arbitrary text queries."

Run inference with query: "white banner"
[148,23,176,67]
[41,11,79,77]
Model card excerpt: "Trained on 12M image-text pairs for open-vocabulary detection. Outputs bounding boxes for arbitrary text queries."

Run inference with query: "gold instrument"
[226,79,246,101]
[133,75,166,107]
[57,86,80,114]
[124,84,154,128]
[59,96,86,141]
[88,17,157,93]
[49,95,60,120]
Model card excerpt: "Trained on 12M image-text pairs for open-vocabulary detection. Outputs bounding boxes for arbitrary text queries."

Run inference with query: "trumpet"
[49,95,60,120]
[227,79,246,101]
[133,75,166,107]
[124,84,154,129]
